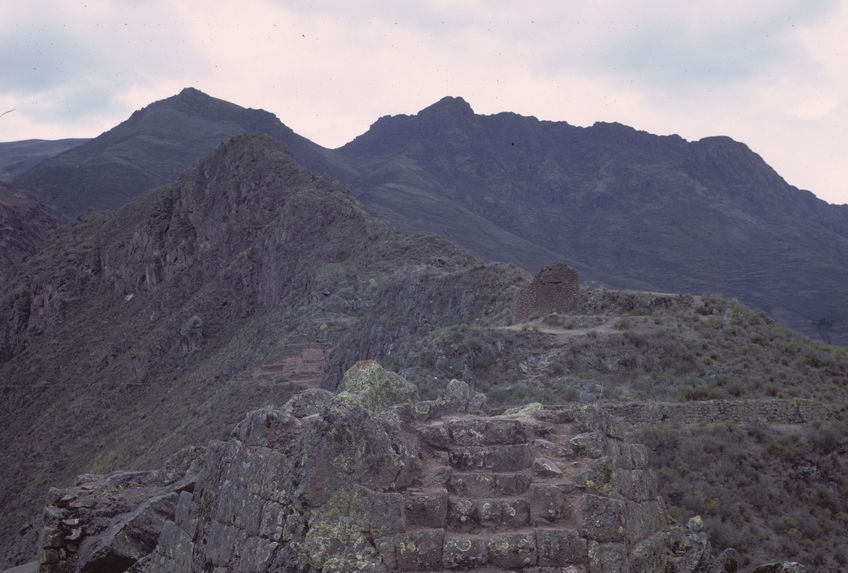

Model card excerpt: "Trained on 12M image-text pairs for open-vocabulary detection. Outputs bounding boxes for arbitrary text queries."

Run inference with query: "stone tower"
[513,262,580,322]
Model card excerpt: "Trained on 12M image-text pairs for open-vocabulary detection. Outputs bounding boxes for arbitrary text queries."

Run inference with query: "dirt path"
[499,317,621,341]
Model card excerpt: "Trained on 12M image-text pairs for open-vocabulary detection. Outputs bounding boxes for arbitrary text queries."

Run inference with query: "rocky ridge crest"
[38,362,740,573]
[0,135,526,566]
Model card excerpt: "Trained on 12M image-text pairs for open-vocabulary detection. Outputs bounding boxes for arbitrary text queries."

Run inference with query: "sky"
[0,0,846,204]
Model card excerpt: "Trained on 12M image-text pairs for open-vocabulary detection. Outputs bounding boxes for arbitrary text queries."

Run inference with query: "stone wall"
[590,399,830,427]
[34,364,733,573]
[513,262,580,323]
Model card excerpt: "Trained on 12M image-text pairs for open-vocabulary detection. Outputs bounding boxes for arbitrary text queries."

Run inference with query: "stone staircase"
[381,413,595,572]
[33,365,737,573]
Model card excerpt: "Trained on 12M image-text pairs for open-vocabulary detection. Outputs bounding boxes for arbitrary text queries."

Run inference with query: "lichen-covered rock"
[487,532,537,568]
[581,495,626,543]
[571,431,607,458]
[338,360,418,412]
[296,394,421,506]
[445,378,487,412]
[75,492,179,572]
[588,540,627,573]
[36,447,203,573]
[36,372,763,573]
[284,387,334,418]
[504,402,544,416]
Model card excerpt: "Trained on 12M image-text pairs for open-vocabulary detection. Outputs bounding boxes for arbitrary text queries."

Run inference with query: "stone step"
[405,491,449,528]
[445,483,569,531]
[448,497,531,531]
[398,569,583,573]
[444,418,529,446]
[388,528,587,571]
[448,444,533,472]
[447,471,531,497]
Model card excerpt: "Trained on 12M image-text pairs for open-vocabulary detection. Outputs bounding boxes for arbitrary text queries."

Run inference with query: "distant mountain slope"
[12,88,349,216]
[0,184,59,277]
[11,90,848,342]
[0,138,89,182]
[338,97,848,343]
[0,135,525,566]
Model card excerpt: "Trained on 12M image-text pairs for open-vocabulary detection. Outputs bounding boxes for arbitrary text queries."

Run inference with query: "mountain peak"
[418,96,475,119]
[13,89,336,216]
[177,86,207,97]
[207,132,293,162]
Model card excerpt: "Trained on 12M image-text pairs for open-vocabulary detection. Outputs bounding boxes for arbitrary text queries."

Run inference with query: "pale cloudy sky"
[1,0,846,204]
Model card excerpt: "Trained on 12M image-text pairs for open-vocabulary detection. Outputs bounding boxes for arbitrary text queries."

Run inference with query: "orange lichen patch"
[355,359,376,368]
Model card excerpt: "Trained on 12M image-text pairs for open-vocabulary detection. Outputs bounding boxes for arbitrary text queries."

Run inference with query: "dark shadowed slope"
[12,88,349,216]
[0,138,89,182]
[11,90,848,343]
[338,96,848,343]
[0,134,526,566]
[0,184,60,278]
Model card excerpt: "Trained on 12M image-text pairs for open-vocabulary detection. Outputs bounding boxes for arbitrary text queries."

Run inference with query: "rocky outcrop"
[38,447,204,572]
[513,263,580,323]
[37,363,735,573]
[0,134,527,565]
[13,88,341,217]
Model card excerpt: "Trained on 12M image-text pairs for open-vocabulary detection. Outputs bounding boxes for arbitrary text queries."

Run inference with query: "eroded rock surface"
[37,363,736,572]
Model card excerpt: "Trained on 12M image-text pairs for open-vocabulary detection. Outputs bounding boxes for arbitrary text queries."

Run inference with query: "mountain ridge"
[336,97,848,343]
[0,138,90,182]
[1,132,846,570]
[12,89,348,216]
[0,134,526,566]
[7,88,848,344]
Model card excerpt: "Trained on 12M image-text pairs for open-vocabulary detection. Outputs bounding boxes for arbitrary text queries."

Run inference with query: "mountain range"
[0,134,525,566]
[1,90,847,570]
[0,138,89,183]
[9,88,848,344]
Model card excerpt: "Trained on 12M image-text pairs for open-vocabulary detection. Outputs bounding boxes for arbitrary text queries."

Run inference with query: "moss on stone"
[300,488,378,571]
[339,361,418,412]
[504,402,544,416]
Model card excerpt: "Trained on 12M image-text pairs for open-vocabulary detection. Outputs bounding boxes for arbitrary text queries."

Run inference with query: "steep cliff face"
[0,184,60,276]
[0,135,526,567]
[37,363,735,573]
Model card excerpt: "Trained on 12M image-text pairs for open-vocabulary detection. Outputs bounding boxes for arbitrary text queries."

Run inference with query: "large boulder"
[337,360,418,412]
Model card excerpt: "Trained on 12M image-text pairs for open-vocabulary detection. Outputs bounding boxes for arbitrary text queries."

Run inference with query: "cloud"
[0,27,87,93]
[0,0,846,203]
[0,0,202,125]
[587,1,836,93]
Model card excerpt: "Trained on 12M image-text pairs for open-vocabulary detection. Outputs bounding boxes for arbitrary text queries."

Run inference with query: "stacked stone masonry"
[37,369,730,573]
[596,399,830,427]
[513,262,580,323]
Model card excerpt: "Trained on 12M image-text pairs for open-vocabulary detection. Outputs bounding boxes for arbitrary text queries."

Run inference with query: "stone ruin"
[513,262,580,323]
[36,362,749,573]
